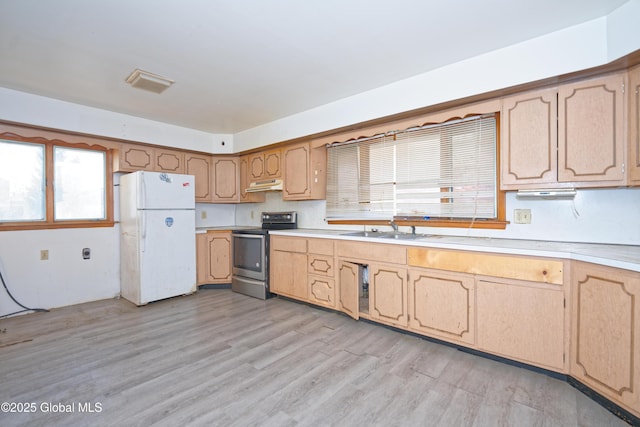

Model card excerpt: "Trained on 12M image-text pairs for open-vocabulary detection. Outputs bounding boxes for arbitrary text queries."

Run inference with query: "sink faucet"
[389,221,399,232]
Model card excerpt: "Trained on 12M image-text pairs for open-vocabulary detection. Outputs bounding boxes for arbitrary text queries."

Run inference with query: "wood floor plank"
[0,289,631,426]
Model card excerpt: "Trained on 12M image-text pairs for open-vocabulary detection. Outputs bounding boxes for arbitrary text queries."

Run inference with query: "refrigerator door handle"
[141,213,146,253]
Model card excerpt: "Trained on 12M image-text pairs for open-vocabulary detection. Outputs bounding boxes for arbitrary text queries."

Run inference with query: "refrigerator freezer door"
[138,171,195,210]
[123,209,196,305]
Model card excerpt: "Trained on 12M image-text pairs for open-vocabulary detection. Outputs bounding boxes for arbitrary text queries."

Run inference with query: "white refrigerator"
[119,171,196,305]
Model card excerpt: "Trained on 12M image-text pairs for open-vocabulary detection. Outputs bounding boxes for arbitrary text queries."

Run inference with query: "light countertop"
[268,229,640,273]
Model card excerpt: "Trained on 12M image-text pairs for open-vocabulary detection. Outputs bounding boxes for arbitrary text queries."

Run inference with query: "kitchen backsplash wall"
[235,188,640,245]
[196,203,235,228]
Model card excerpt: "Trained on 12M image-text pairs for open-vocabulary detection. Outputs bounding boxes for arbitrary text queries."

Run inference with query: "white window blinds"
[326,114,497,220]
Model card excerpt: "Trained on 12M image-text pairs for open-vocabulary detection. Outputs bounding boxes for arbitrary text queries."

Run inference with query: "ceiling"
[0,0,629,135]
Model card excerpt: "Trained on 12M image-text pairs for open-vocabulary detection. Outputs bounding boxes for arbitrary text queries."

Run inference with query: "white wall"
[195,203,236,228]
[235,189,640,246]
[234,1,640,151]
[0,227,120,315]
[607,0,640,60]
[0,87,234,154]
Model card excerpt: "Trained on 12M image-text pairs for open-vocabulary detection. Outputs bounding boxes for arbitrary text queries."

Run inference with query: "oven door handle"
[231,233,265,239]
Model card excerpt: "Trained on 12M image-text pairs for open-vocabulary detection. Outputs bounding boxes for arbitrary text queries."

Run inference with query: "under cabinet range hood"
[516,188,577,200]
[245,179,283,193]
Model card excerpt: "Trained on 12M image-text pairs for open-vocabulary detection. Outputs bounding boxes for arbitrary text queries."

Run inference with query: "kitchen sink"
[377,232,428,240]
[341,231,427,240]
[341,230,388,238]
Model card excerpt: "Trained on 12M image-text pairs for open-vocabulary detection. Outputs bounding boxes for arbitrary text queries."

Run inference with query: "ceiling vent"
[125,69,174,94]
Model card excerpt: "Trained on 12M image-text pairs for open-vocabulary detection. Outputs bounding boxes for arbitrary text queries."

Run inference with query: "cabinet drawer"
[308,238,334,256]
[337,241,406,264]
[271,236,307,253]
[308,254,334,276]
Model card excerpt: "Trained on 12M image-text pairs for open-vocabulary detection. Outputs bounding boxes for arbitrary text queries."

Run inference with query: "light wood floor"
[0,289,630,427]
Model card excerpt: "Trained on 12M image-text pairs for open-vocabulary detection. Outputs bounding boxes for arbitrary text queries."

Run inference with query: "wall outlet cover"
[514,209,532,224]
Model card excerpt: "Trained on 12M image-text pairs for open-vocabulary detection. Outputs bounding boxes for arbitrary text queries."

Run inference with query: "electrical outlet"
[514,209,532,224]
[201,210,207,220]
[40,249,49,260]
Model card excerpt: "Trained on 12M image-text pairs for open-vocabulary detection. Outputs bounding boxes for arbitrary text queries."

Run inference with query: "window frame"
[0,132,114,231]
[326,113,507,229]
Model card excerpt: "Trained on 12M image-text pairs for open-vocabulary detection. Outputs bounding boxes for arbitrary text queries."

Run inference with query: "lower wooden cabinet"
[476,279,565,371]
[308,250,336,308]
[308,276,335,308]
[270,236,308,301]
[196,231,232,285]
[408,267,475,345]
[571,262,640,417]
[267,236,640,420]
[369,263,408,328]
[337,260,361,320]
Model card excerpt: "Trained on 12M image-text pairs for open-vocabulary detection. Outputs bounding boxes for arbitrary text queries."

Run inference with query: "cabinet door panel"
[185,154,212,202]
[338,261,360,320]
[408,268,475,345]
[155,149,184,173]
[283,143,310,199]
[629,65,640,184]
[308,276,335,308]
[116,144,154,172]
[477,280,564,371]
[239,155,265,203]
[369,264,408,327]
[572,262,640,414]
[196,232,232,285]
[212,157,239,202]
[248,153,264,181]
[264,150,282,179]
[207,232,232,282]
[501,89,557,188]
[270,249,307,301]
[558,73,626,184]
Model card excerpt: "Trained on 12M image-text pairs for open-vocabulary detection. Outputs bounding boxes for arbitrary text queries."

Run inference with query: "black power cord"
[0,268,48,319]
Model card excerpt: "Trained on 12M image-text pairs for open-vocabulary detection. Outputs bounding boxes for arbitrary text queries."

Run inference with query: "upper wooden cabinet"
[154,148,184,174]
[185,153,213,202]
[113,144,155,172]
[248,149,281,182]
[238,155,265,203]
[114,144,185,174]
[211,157,239,203]
[558,73,626,185]
[282,142,327,200]
[501,71,633,189]
[501,88,558,189]
[629,64,640,184]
